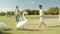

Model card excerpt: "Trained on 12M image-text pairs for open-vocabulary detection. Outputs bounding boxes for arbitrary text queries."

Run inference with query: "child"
[39,5,46,29]
[14,6,20,23]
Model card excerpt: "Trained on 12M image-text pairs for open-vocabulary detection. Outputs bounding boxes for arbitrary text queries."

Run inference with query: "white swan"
[16,12,28,28]
[0,22,7,31]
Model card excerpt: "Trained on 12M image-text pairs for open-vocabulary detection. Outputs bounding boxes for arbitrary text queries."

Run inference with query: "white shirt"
[39,9,44,16]
[15,9,19,15]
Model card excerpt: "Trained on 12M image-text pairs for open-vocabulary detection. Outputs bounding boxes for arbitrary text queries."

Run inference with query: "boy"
[39,5,46,29]
[14,6,20,23]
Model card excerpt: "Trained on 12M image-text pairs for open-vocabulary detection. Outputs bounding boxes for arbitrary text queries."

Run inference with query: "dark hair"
[16,6,18,8]
[39,5,42,7]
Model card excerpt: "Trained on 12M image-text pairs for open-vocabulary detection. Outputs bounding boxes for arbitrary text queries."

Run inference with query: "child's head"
[39,5,42,9]
[16,6,18,9]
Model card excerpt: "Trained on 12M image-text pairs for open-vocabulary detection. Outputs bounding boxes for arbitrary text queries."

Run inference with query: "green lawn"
[0,15,60,34]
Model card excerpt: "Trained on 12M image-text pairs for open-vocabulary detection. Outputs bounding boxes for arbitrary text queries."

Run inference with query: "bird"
[16,12,28,28]
[0,22,7,31]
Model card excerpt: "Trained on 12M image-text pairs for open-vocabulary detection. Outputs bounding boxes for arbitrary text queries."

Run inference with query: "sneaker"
[42,26,46,29]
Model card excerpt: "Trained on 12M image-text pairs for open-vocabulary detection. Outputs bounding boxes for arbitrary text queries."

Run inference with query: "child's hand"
[40,15,44,17]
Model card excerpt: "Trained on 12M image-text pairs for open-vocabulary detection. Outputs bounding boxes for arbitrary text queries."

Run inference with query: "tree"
[47,7,59,15]
[10,11,14,15]
[0,12,5,16]
[24,9,39,15]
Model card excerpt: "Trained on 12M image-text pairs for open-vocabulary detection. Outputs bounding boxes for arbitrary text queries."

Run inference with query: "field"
[0,15,60,34]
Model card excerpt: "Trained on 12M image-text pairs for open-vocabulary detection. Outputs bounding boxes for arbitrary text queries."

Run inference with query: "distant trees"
[6,11,14,15]
[24,9,39,15]
[0,12,5,16]
[47,7,59,15]
[22,7,59,15]
[0,7,59,16]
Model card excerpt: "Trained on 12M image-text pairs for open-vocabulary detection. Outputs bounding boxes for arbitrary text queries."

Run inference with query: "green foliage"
[6,11,14,16]
[47,7,59,15]
[0,7,59,16]
[20,10,25,15]
[0,12,5,16]
[10,11,14,15]
[44,11,48,15]
[24,9,39,15]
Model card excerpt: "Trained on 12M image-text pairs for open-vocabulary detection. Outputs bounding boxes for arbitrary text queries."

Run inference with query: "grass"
[0,15,60,34]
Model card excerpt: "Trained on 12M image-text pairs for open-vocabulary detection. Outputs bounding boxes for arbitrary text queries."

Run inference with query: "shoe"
[42,26,46,29]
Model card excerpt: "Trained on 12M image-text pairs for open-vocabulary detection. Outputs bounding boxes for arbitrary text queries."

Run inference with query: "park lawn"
[0,15,60,34]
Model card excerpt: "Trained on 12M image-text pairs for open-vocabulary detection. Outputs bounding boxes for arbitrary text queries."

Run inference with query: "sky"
[0,0,60,12]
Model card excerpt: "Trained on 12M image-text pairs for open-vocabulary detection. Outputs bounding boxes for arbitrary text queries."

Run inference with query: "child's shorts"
[40,16,44,22]
[16,15,19,21]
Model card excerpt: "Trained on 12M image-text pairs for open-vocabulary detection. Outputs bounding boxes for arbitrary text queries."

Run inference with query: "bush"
[0,12,5,16]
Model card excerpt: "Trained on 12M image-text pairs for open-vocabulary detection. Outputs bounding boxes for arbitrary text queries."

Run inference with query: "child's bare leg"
[42,22,46,29]
[42,22,46,26]
[39,22,42,27]
[17,21,19,23]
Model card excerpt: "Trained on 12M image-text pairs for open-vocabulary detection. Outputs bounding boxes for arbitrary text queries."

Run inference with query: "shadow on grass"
[0,31,11,34]
[17,28,42,31]
[48,25,60,28]
[3,28,13,31]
